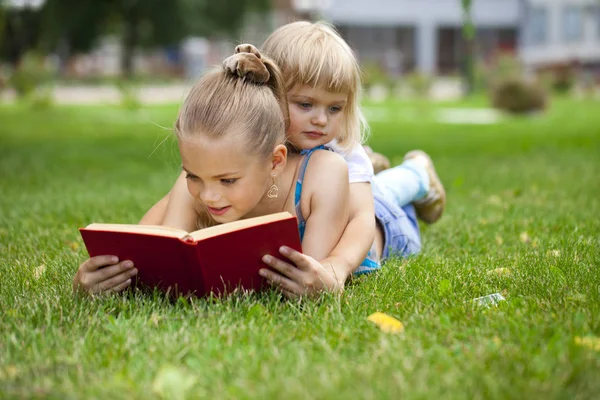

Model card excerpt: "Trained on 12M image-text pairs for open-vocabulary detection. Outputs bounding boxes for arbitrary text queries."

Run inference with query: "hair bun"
[223,43,270,84]
[234,43,262,58]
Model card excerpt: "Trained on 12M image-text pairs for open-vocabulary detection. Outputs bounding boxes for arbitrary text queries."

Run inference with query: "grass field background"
[1,97,599,399]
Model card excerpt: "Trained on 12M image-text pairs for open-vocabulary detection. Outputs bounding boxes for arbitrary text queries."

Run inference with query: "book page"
[84,223,188,239]
[188,212,294,241]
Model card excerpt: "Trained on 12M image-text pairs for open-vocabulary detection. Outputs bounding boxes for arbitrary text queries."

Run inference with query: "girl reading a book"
[74,46,352,296]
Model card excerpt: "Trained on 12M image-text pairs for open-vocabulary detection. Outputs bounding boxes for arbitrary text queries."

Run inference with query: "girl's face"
[287,84,349,150]
[179,133,274,224]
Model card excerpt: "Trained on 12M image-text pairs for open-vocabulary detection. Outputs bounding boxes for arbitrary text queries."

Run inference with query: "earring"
[267,175,279,198]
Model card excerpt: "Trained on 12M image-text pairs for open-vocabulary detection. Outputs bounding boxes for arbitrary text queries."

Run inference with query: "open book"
[79,212,301,297]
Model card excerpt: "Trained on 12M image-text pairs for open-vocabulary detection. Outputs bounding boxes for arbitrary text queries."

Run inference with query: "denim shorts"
[372,184,422,260]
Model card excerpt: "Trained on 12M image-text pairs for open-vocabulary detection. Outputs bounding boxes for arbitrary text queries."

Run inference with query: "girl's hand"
[73,255,138,295]
[259,246,344,298]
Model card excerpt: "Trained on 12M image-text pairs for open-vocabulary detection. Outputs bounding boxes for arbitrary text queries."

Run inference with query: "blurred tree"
[109,0,272,79]
[461,0,475,95]
[1,0,271,78]
[39,0,113,72]
[1,4,44,67]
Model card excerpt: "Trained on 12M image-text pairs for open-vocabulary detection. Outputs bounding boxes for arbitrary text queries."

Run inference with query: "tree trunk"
[121,15,138,80]
[5,12,28,68]
[461,0,476,95]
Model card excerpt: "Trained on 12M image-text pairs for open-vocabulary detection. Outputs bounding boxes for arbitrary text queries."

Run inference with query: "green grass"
[1,98,599,399]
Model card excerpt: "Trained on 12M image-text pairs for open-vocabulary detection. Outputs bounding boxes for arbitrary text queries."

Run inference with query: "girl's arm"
[260,151,351,296]
[160,171,199,232]
[139,172,198,232]
[320,182,375,278]
[298,151,350,261]
[139,191,170,225]
[138,172,190,225]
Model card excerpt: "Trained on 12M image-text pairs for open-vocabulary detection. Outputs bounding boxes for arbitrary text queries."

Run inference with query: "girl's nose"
[200,187,220,203]
[312,108,327,126]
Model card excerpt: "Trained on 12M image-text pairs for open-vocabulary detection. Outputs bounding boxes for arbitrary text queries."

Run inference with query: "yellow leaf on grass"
[574,336,600,351]
[67,241,80,251]
[520,232,530,243]
[150,313,160,327]
[488,267,511,277]
[34,264,46,280]
[3,365,18,379]
[152,366,197,399]
[367,312,404,334]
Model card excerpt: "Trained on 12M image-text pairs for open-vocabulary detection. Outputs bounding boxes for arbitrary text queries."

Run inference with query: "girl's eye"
[220,178,237,185]
[299,102,312,109]
[329,105,342,113]
[185,173,198,181]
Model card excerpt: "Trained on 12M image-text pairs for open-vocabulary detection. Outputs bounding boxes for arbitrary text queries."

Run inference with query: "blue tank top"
[294,146,380,274]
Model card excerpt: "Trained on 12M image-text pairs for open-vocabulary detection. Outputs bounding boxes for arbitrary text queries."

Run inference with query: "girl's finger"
[262,254,300,280]
[278,247,312,271]
[95,267,138,294]
[109,278,133,294]
[260,268,301,295]
[280,288,297,299]
[95,260,135,282]
[81,255,119,272]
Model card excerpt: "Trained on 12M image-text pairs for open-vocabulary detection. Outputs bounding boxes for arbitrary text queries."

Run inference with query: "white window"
[597,6,600,39]
[526,7,547,46]
[562,6,583,42]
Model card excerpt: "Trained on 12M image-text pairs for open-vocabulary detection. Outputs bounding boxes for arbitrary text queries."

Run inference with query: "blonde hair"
[175,49,288,158]
[261,20,369,152]
[175,46,288,228]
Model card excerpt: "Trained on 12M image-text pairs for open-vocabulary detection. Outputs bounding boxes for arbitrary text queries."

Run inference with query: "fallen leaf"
[4,365,17,379]
[152,366,197,400]
[574,336,600,351]
[519,232,530,243]
[495,236,503,245]
[487,195,502,206]
[67,241,80,251]
[488,268,511,277]
[150,313,160,327]
[367,312,404,334]
[34,264,46,280]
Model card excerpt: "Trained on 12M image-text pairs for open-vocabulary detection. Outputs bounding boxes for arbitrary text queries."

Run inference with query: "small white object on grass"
[472,293,506,307]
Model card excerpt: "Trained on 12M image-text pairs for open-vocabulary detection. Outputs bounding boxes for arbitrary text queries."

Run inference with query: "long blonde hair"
[262,20,369,152]
[175,46,288,228]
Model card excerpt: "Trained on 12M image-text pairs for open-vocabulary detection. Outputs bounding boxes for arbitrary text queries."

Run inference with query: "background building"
[322,0,522,75]
[520,0,600,71]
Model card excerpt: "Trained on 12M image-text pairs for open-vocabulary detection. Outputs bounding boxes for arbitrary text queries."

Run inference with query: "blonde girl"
[256,21,446,287]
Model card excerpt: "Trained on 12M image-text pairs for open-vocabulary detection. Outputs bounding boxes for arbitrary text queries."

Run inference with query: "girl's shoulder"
[326,140,374,183]
[303,148,348,189]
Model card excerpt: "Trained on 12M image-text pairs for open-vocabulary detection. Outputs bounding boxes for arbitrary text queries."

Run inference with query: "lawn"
[1,97,599,399]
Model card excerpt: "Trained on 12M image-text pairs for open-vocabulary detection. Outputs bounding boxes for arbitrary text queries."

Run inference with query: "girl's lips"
[207,206,231,216]
[304,131,325,139]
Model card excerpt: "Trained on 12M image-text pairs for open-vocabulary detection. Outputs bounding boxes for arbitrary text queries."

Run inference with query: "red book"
[79,212,301,297]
